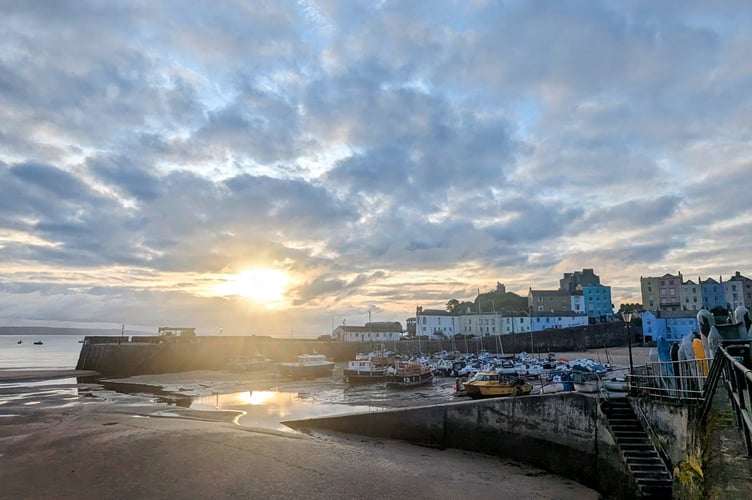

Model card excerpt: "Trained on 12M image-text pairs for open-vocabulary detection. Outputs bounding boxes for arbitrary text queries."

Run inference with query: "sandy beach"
[0,346,652,499]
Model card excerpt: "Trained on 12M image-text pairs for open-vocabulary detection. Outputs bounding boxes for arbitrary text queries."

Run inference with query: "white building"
[332,322,402,343]
[415,307,456,339]
[530,313,589,332]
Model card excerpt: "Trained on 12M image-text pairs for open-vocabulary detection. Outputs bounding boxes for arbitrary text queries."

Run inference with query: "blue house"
[581,284,614,322]
[642,310,697,342]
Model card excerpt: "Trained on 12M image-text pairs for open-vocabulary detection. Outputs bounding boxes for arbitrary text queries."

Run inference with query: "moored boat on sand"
[278,353,335,379]
[386,360,433,388]
[463,371,532,399]
[344,358,390,384]
[229,353,272,372]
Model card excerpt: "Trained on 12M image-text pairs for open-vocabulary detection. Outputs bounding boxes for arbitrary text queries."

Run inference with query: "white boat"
[278,353,335,379]
[540,382,565,394]
[603,377,628,392]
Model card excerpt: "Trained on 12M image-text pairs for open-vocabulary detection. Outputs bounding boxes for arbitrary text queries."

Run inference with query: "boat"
[17,339,22,344]
[33,340,43,345]
[228,353,272,373]
[540,382,565,394]
[344,358,390,384]
[571,366,600,393]
[344,345,397,384]
[463,371,533,399]
[603,377,629,393]
[386,360,434,388]
[278,353,335,379]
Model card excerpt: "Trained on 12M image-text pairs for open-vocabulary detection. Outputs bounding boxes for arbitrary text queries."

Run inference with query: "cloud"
[0,1,751,335]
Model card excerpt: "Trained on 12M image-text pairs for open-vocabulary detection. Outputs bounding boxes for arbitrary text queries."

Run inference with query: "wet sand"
[0,347,651,499]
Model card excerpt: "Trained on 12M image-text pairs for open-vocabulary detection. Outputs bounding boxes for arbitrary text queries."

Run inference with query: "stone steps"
[602,398,673,499]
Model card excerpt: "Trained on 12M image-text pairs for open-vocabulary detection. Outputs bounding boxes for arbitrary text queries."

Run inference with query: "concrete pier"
[284,393,633,497]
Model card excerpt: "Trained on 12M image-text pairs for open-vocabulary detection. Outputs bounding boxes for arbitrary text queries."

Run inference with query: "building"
[571,291,585,314]
[528,289,572,313]
[640,272,683,312]
[680,279,702,312]
[560,268,601,292]
[415,307,456,339]
[332,322,403,343]
[641,310,697,343]
[700,277,725,310]
[581,284,614,321]
[724,271,752,310]
[530,312,589,332]
[456,313,501,336]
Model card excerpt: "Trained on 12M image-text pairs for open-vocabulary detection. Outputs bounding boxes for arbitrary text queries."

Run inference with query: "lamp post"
[623,311,634,374]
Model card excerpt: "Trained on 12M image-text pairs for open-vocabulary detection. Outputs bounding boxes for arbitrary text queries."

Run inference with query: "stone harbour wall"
[284,393,633,497]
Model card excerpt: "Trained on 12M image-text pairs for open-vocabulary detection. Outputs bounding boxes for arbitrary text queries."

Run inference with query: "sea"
[0,334,83,370]
[0,334,453,431]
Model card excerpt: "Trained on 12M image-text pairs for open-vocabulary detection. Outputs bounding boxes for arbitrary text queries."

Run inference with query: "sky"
[1,1,751,337]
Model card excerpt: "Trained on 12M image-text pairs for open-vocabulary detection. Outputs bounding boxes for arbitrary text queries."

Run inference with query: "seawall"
[284,393,633,497]
[76,325,629,377]
[76,336,361,377]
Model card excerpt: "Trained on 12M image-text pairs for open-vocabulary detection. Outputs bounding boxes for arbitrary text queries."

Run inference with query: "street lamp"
[623,311,634,374]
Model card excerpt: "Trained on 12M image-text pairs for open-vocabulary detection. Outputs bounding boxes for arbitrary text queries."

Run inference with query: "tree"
[617,303,642,315]
[446,299,460,314]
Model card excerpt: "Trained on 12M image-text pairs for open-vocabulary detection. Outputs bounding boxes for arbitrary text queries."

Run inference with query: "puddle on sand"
[187,390,387,432]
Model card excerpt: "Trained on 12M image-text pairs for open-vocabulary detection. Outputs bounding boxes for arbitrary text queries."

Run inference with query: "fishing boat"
[463,371,533,399]
[344,357,391,384]
[228,352,272,372]
[386,360,434,388]
[17,339,22,344]
[344,345,397,384]
[278,353,335,379]
[33,340,43,345]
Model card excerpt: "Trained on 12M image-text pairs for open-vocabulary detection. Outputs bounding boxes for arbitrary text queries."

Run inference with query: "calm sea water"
[0,335,84,370]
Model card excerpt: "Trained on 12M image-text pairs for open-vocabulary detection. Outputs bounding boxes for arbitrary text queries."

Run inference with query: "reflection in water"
[188,390,385,432]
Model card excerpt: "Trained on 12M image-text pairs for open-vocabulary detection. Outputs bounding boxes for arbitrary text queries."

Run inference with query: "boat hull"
[386,371,433,389]
[465,381,532,399]
[344,369,389,385]
[278,362,334,379]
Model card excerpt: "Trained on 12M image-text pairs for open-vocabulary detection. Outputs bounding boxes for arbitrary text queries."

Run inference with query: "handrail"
[633,401,673,469]
[699,341,752,456]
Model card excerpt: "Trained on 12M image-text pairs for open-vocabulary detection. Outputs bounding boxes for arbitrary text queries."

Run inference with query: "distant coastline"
[0,326,151,336]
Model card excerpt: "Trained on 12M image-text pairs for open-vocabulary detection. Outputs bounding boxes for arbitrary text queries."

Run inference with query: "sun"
[215,269,289,305]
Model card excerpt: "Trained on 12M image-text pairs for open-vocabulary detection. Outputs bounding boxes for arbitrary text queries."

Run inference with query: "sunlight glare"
[215,269,289,305]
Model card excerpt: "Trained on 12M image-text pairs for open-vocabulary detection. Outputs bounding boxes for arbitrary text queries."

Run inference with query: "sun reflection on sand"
[186,389,381,432]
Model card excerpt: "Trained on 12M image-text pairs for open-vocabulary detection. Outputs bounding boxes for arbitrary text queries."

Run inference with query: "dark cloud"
[87,155,163,201]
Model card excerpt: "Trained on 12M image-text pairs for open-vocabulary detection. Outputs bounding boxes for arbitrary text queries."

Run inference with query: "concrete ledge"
[285,394,607,492]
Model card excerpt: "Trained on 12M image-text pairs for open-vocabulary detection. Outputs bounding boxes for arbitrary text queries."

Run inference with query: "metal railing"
[627,359,710,403]
[699,341,752,456]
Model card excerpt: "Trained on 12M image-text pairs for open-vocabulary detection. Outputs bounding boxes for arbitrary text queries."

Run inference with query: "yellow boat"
[463,371,533,399]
